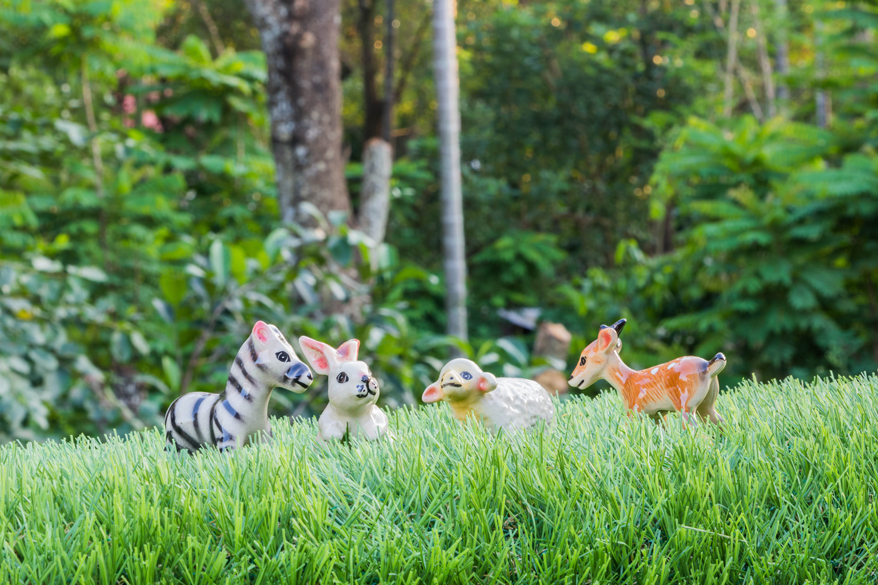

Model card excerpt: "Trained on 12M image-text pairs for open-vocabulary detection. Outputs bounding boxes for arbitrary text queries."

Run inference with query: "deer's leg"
[696,378,724,425]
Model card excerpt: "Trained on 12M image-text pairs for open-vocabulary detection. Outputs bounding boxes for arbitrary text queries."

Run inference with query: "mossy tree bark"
[244,0,351,225]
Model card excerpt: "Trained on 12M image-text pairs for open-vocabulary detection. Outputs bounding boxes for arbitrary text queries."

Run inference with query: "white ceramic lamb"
[298,336,389,442]
[422,358,555,433]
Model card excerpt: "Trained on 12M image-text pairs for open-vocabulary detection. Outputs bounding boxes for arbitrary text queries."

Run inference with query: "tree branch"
[80,54,109,272]
[193,0,226,56]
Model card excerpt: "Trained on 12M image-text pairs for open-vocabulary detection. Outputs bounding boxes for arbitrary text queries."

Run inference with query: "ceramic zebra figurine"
[164,321,313,452]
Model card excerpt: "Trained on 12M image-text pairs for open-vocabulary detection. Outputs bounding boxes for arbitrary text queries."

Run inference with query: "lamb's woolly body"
[449,378,555,433]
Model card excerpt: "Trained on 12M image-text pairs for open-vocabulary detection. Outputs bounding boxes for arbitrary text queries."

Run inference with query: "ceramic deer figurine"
[164,321,313,452]
[298,336,389,442]
[568,319,726,424]
[422,358,555,433]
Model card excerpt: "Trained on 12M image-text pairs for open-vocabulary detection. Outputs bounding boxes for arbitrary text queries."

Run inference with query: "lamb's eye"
[579,356,586,366]
[336,372,349,384]
[461,371,472,380]
[276,351,290,363]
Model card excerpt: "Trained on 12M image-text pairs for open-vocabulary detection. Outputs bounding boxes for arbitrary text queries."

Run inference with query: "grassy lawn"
[1,375,877,584]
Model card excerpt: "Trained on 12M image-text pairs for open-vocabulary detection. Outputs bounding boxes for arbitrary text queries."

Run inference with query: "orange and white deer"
[568,319,726,424]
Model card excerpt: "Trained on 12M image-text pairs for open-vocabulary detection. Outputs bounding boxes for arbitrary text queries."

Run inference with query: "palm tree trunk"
[432,0,468,341]
[723,0,741,118]
[774,0,789,111]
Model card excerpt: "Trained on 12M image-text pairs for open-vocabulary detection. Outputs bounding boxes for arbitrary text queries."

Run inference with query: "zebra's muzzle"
[285,363,312,387]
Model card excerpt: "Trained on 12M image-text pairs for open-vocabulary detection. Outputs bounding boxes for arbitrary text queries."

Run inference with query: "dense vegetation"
[2,0,878,441]
[1,375,876,583]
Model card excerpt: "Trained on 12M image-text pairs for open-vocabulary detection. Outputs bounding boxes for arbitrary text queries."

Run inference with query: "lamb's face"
[422,358,498,404]
[328,360,379,411]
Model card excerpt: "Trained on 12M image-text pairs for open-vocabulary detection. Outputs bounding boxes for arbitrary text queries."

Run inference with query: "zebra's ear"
[253,321,271,344]
[298,336,335,375]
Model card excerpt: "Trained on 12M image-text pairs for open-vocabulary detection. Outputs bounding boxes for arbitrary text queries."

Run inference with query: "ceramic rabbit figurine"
[298,336,389,442]
[568,319,726,424]
[422,358,555,433]
[164,321,313,452]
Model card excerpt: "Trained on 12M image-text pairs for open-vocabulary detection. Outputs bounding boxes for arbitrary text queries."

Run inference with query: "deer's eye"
[336,372,349,384]
[276,351,290,363]
[461,371,472,380]
[579,356,586,366]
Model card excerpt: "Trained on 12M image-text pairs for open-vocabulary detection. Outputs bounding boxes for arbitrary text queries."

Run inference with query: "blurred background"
[1,0,877,442]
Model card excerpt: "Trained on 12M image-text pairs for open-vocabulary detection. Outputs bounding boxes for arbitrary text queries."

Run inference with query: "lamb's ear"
[477,372,498,392]
[336,339,360,362]
[298,336,334,375]
[422,382,444,403]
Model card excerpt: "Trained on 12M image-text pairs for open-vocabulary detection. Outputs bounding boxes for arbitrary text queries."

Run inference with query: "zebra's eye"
[579,356,586,366]
[276,351,290,363]
[461,371,472,380]
[336,372,349,384]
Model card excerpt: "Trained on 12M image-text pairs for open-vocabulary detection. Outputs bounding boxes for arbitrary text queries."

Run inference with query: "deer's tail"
[707,353,726,378]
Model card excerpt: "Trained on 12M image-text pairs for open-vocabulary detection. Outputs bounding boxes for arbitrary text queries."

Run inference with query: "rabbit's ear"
[336,339,360,362]
[298,336,335,375]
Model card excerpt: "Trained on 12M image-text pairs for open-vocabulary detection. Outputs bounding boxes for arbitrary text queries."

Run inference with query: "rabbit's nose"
[361,375,370,383]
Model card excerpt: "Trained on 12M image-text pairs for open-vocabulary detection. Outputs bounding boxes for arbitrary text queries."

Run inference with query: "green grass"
[1,375,877,584]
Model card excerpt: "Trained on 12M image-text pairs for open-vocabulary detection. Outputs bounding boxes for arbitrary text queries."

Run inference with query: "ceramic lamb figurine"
[298,336,389,442]
[164,321,313,452]
[422,358,555,433]
[568,319,726,424]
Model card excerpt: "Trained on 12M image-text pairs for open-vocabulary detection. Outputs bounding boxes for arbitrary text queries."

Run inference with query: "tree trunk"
[751,0,775,118]
[774,0,789,110]
[244,0,350,224]
[723,0,741,118]
[432,0,468,341]
[383,0,395,143]
[358,0,384,141]
[358,138,392,244]
[815,19,830,128]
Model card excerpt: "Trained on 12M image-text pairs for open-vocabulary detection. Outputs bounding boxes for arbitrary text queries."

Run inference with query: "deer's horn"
[611,319,627,335]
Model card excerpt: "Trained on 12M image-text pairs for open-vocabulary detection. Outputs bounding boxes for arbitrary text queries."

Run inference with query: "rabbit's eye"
[461,371,472,380]
[336,372,349,384]
[276,351,291,363]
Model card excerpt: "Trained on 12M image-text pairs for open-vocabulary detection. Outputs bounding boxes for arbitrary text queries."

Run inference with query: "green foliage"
[2,375,877,583]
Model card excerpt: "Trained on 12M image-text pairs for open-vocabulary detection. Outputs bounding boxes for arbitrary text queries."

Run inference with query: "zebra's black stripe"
[235,356,257,386]
[227,374,253,402]
[170,405,200,450]
[249,337,265,370]
[208,398,220,446]
[166,431,185,452]
[222,400,243,421]
[192,396,207,443]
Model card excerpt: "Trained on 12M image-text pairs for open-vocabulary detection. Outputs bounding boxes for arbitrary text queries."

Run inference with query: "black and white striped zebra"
[164,321,312,452]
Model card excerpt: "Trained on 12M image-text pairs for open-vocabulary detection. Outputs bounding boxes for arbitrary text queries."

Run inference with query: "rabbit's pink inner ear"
[253,321,270,343]
[422,383,443,403]
[298,336,331,374]
[336,339,360,362]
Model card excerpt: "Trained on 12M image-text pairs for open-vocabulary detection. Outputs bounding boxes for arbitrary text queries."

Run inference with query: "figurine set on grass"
[164,317,727,452]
